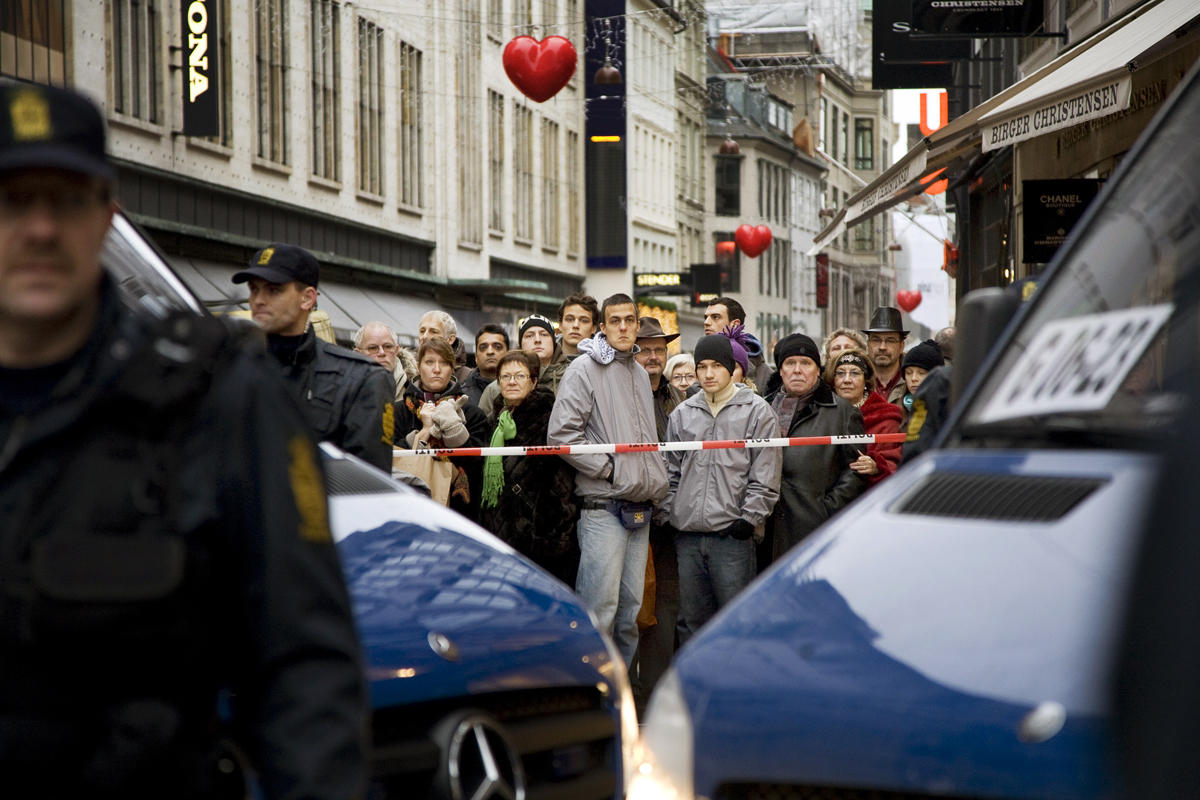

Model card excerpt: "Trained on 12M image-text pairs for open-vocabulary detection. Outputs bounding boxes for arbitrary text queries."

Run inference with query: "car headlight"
[598,632,640,793]
[626,667,694,800]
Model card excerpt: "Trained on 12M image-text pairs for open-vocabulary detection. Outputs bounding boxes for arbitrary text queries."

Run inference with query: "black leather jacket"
[269,327,394,472]
[766,380,867,560]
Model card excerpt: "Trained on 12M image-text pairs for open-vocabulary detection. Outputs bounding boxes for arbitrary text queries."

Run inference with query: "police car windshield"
[962,68,1200,440]
[101,214,203,317]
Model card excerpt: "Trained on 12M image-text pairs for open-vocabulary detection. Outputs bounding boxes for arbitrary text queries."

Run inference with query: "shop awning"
[978,0,1200,151]
[808,0,1200,253]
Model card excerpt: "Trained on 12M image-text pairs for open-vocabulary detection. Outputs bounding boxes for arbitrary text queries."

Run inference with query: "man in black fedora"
[862,306,909,407]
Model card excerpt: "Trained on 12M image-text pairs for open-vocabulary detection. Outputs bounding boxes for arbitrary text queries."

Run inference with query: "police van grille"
[323,458,402,496]
[892,472,1105,522]
[369,686,617,800]
[717,784,981,800]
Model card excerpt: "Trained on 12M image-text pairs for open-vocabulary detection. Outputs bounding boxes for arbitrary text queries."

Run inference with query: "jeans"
[575,509,650,667]
[676,532,757,645]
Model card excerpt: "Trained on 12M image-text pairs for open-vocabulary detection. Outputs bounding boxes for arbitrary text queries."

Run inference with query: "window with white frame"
[398,40,423,208]
[567,129,580,254]
[514,105,534,240]
[758,159,791,227]
[311,0,339,180]
[3,0,66,85]
[542,118,559,248]
[255,0,288,163]
[357,16,384,196]
[513,0,531,29]
[457,1,483,244]
[488,0,502,39]
[111,0,160,122]
[488,91,504,232]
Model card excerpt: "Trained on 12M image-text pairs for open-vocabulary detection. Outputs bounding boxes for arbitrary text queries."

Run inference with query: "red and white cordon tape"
[393,433,907,458]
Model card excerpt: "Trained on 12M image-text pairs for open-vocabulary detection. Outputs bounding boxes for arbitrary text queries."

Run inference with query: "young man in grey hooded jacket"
[659,333,781,642]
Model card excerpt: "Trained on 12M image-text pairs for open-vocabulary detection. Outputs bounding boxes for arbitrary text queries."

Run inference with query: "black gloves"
[724,519,755,540]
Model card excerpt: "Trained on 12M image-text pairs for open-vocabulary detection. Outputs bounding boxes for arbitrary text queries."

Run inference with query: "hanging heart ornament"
[896,290,923,312]
[735,225,773,258]
[503,36,577,103]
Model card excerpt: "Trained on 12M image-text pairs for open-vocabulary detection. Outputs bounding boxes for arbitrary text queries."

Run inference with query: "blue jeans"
[575,509,650,667]
[676,532,757,644]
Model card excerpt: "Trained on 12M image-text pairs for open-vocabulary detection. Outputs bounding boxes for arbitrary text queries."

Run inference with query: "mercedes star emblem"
[428,631,461,661]
[441,713,526,800]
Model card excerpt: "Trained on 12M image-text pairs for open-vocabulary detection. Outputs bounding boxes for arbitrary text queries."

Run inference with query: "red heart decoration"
[503,36,577,103]
[896,290,922,313]
[735,224,773,258]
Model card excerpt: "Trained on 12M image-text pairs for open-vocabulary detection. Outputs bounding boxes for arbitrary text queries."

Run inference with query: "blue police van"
[628,47,1200,800]
[102,216,635,800]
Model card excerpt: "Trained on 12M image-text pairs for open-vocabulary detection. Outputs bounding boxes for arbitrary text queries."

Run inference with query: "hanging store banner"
[182,0,220,137]
[1022,179,1104,263]
[873,0,968,89]
[912,0,1045,36]
[982,75,1132,151]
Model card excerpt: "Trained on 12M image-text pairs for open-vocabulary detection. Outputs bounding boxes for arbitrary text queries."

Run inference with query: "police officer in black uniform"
[0,84,366,798]
[233,246,394,472]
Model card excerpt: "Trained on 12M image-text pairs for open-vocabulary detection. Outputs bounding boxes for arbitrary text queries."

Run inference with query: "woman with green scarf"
[479,351,579,585]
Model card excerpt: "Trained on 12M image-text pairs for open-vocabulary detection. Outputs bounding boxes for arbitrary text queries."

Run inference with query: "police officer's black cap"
[233,244,320,288]
[0,82,114,181]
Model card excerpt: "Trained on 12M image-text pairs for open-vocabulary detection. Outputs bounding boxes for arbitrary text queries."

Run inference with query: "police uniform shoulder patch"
[288,434,332,544]
[382,401,395,445]
[906,398,928,443]
[11,88,52,142]
[257,247,275,265]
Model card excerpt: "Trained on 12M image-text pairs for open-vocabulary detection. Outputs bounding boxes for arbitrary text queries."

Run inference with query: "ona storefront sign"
[182,0,220,137]
[983,76,1132,151]
[912,0,1045,36]
[1022,179,1104,263]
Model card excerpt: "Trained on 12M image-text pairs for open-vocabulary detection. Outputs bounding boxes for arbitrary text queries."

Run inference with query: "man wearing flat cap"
[234,244,394,472]
[761,333,866,567]
[862,306,910,407]
[0,84,366,798]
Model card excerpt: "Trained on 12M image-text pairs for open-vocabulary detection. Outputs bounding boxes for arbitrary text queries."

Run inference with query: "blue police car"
[102,216,636,800]
[629,46,1200,800]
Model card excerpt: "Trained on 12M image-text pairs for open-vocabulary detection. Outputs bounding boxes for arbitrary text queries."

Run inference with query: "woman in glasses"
[664,353,698,394]
[479,351,579,584]
[824,349,902,486]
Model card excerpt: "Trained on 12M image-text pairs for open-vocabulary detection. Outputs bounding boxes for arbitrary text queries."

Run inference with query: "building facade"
[704,0,899,342]
[20,0,591,347]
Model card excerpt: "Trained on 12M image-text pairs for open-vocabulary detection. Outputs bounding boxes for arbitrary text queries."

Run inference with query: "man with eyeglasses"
[354,320,416,401]
[862,306,910,407]
[0,84,366,799]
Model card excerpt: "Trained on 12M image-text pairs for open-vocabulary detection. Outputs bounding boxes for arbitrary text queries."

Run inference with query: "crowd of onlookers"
[337,288,955,707]
[233,241,954,708]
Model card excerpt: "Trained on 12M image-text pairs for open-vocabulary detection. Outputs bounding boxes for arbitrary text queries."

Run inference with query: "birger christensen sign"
[983,76,1131,151]
[182,0,220,137]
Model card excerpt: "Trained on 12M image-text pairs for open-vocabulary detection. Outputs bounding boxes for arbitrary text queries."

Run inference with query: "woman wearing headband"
[824,349,902,485]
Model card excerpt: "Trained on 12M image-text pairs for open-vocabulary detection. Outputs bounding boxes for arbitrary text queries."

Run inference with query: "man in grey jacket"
[548,294,670,666]
[659,334,781,642]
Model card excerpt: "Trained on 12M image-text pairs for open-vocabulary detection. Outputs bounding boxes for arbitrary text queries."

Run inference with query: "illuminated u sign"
[919,91,947,137]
